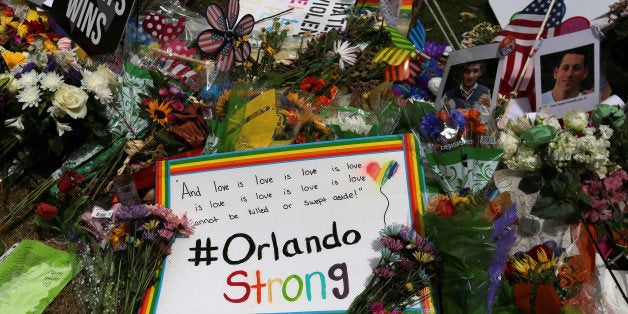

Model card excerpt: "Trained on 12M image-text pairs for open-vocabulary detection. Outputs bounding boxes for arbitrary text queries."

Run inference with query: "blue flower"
[450,109,466,130]
[421,113,443,138]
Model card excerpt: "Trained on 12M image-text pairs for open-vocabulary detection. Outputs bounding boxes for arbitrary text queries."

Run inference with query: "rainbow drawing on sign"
[366,160,400,187]
[365,160,400,225]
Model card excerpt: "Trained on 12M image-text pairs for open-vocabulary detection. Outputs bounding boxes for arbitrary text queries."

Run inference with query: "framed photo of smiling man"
[535,28,600,118]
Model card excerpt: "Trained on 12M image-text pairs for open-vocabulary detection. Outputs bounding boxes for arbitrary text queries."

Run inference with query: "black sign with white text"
[47,0,134,56]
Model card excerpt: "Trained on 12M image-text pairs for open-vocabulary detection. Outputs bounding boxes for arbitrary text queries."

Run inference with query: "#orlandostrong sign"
[143,134,428,313]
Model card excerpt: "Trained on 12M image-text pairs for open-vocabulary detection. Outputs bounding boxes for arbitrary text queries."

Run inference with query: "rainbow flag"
[359,0,414,12]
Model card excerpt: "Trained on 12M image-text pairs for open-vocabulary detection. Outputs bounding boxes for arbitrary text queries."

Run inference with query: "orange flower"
[300,76,325,93]
[484,200,502,220]
[427,194,456,217]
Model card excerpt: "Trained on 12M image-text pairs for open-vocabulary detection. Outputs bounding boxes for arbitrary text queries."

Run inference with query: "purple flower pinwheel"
[197,0,255,72]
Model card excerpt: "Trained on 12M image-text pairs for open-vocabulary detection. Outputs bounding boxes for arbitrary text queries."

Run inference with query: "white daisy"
[55,120,72,136]
[17,86,41,109]
[4,116,24,131]
[81,70,113,103]
[15,70,39,89]
[326,40,359,70]
[39,72,64,92]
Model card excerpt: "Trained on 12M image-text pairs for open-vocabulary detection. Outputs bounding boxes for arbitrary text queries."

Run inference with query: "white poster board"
[534,28,600,118]
[149,134,427,313]
[489,0,614,28]
[240,0,355,35]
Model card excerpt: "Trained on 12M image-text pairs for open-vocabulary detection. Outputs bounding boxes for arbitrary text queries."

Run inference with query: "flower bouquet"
[0,46,116,183]
[415,106,503,194]
[76,202,193,314]
[348,223,440,313]
[422,187,512,314]
[496,241,586,314]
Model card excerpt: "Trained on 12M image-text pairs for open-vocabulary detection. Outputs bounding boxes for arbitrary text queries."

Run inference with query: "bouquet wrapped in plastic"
[422,188,517,313]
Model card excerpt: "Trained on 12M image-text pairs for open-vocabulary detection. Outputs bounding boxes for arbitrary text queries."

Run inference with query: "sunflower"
[146,99,172,126]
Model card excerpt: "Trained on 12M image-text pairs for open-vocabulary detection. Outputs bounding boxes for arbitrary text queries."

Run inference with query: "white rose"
[51,83,88,119]
[0,73,19,94]
[563,110,589,133]
[499,132,520,158]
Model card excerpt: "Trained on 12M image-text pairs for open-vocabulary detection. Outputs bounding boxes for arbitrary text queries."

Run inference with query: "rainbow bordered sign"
[142,134,430,313]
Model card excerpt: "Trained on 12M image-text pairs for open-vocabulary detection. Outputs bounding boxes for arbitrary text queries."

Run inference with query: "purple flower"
[158,228,175,240]
[370,301,384,312]
[159,87,169,97]
[44,57,58,73]
[397,257,415,270]
[450,109,466,129]
[142,231,156,241]
[373,266,394,278]
[168,83,184,95]
[415,236,436,255]
[398,225,414,242]
[64,67,83,86]
[21,62,37,73]
[380,236,404,250]
[171,99,184,112]
[114,204,151,221]
[421,113,443,138]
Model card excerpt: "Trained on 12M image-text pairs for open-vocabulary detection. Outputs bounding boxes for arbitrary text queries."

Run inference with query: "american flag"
[492,0,566,96]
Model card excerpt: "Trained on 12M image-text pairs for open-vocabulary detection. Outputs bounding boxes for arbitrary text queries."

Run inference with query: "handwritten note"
[148,134,426,313]
[0,240,79,313]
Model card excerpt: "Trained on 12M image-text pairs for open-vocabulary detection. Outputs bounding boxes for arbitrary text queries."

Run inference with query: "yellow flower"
[405,282,414,292]
[450,193,470,206]
[146,99,173,126]
[413,251,435,264]
[511,255,537,278]
[9,21,28,38]
[1,51,27,69]
[43,40,57,53]
[25,10,40,22]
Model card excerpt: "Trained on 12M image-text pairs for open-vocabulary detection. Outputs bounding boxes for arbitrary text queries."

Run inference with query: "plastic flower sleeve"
[423,195,496,314]
[124,1,214,94]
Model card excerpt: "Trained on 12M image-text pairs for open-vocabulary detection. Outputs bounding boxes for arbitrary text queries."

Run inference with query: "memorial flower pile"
[348,223,439,313]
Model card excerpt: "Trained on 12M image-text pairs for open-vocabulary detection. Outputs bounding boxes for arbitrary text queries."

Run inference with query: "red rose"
[57,170,85,193]
[35,202,58,220]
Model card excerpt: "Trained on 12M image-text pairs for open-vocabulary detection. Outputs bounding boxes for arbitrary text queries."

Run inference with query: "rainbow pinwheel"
[197,0,254,72]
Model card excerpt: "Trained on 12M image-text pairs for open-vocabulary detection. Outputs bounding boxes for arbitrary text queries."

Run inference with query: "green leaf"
[575,189,593,206]
[62,195,89,226]
[33,215,55,228]
[548,179,568,199]
[531,198,580,223]
[558,169,580,189]
[520,125,556,147]
[48,136,63,155]
[518,171,543,193]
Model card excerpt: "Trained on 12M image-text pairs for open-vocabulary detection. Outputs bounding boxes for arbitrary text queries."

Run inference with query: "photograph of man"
[443,61,492,109]
[541,46,593,104]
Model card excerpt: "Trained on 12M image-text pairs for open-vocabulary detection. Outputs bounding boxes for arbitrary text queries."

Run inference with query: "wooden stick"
[422,0,456,49]
[513,0,557,92]
[429,0,462,50]
[498,0,558,128]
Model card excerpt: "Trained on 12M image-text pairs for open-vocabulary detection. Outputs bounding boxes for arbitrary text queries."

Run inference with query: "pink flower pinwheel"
[197,0,254,72]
